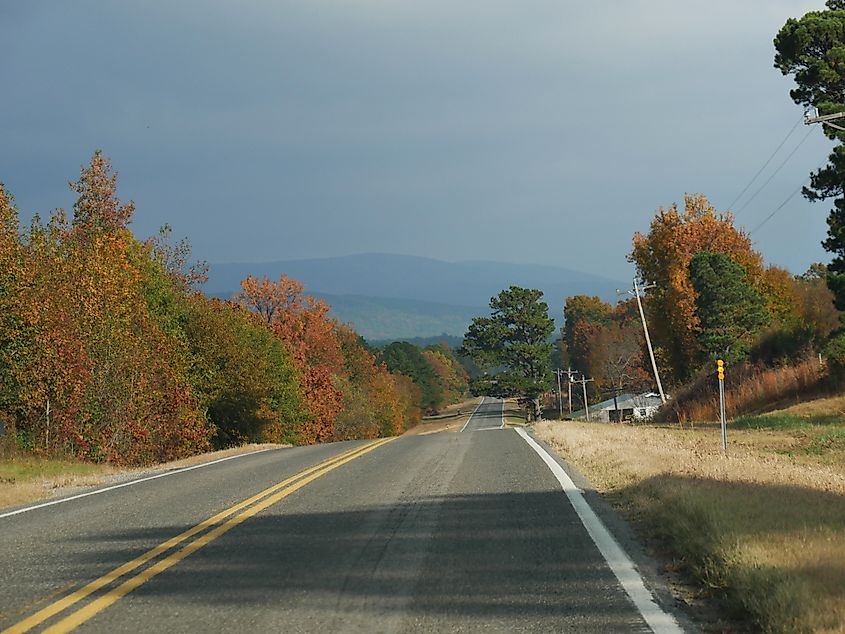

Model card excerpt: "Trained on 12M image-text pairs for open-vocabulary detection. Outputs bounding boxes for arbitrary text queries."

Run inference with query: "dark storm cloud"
[0,1,831,278]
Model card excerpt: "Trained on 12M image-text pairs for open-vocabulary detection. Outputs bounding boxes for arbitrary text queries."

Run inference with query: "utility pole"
[554,369,563,419]
[717,359,727,454]
[553,368,578,419]
[805,109,845,131]
[618,279,666,404]
[564,367,576,415]
[572,375,594,421]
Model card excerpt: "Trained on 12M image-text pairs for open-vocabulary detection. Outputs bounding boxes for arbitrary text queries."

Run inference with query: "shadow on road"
[59,491,653,630]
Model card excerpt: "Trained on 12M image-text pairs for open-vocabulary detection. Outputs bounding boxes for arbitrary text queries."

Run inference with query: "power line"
[748,160,826,235]
[727,115,804,211]
[735,126,815,217]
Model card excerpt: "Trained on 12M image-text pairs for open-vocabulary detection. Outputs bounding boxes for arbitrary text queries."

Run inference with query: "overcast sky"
[0,1,833,280]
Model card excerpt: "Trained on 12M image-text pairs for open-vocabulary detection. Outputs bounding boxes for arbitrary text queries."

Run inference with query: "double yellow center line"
[4,437,395,634]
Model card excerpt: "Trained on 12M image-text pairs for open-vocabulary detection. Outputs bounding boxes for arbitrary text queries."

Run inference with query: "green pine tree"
[775,2,845,311]
[460,286,554,420]
[689,252,771,362]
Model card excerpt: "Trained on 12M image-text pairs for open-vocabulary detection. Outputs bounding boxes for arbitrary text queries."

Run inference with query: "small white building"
[572,392,664,422]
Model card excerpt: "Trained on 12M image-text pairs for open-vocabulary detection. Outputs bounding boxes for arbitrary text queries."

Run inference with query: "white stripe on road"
[459,397,485,433]
[515,427,683,634]
[500,399,505,429]
[0,447,280,520]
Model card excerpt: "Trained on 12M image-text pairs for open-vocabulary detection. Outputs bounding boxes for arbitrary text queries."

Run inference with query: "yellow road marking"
[3,438,393,634]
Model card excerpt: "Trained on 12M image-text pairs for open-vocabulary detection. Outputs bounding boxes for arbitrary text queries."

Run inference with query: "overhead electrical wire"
[748,159,826,236]
[727,115,805,211]
[735,126,815,217]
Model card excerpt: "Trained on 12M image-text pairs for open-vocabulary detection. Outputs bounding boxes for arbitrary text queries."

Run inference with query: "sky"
[0,0,834,280]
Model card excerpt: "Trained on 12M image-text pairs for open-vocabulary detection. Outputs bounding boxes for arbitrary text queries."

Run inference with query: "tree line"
[459,192,843,422]
[561,194,843,407]
[0,152,468,464]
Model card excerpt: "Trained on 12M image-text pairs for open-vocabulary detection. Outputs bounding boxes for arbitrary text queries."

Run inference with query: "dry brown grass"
[0,443,287,511]
[0,458,116,510]
[660,358,828,424]
[535,419,845,633]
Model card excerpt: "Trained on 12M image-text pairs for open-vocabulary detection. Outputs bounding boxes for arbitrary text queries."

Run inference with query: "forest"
[560,194,843,421]
[0,152,468,465]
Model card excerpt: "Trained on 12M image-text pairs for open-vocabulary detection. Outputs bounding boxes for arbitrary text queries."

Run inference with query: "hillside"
[206,254,622,308]
[206,253,623,340]
[313,294,480,342]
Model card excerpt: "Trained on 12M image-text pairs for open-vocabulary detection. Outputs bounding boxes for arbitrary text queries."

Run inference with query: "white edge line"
[515,427,684,634]
[500,399,505,429]
[459,397,485,433]
[0,447,280,520]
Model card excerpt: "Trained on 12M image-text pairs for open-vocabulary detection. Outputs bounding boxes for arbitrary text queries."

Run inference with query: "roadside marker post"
[717,359,727,453]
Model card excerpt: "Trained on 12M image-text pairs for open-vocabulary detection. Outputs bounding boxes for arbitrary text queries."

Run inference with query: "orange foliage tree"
[9,153,211,463]
[238,274,345,443]
[629,193,796,382]
[0,185,28,420]
[421,345,469,406]
[333,325,408,439]
[1,151,417,463]
[563,296,651,397]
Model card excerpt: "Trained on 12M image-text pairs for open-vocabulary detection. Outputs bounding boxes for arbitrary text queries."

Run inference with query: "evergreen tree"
[460,286,554,420]
[689,252,771,362]
[775,2,845,310]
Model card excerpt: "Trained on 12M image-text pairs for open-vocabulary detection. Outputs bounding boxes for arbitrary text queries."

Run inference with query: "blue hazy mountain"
[206,253,624,341]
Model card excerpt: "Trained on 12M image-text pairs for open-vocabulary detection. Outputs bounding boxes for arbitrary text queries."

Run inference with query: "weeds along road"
[0,398,685,633]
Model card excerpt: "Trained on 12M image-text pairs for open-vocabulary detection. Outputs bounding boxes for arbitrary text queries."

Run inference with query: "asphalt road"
[0,398,685,633]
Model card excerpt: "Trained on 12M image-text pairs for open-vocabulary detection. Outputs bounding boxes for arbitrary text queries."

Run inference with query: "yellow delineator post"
[717,359,727,453]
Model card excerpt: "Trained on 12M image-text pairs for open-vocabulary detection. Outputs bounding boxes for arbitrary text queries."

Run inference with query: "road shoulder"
[523,426,701,634]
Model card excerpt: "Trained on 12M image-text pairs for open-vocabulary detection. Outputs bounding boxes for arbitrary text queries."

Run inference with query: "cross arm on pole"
[805,109,845,131]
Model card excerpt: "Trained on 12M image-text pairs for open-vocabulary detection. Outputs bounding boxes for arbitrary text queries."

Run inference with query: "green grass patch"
[0,457,108,485]
[732,413,844,430]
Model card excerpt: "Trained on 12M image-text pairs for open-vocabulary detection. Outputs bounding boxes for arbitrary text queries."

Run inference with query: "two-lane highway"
[0,398,684,633]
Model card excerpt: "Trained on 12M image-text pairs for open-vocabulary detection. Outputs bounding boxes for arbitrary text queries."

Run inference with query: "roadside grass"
[732,413,843,430]
[534,418,845,633]
[658,358,828,424]
[0,452,115,510]
[0,442,288,510]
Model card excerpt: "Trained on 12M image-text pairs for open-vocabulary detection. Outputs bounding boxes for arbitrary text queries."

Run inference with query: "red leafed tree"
[237,275,344,443]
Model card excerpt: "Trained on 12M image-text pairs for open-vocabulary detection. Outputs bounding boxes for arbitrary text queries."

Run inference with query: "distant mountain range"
[206,253,624,342]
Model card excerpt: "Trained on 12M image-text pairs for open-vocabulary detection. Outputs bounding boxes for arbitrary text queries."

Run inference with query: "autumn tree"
[11,153,211,462]
[2,151,417,464]
[334,325,408,439]
[797,263,842,340]
[70,150,134,236]
[379,341,444,413]
[179,296,308,446]
[461,286,554,420]
[629,194,781,381]
[237,274,344,443]
[563,295,613,376]
[422,344,469,405]
[775,3,845,310]
[563,296,650,397]
[0,185,28,421]
[145,224,209,293]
